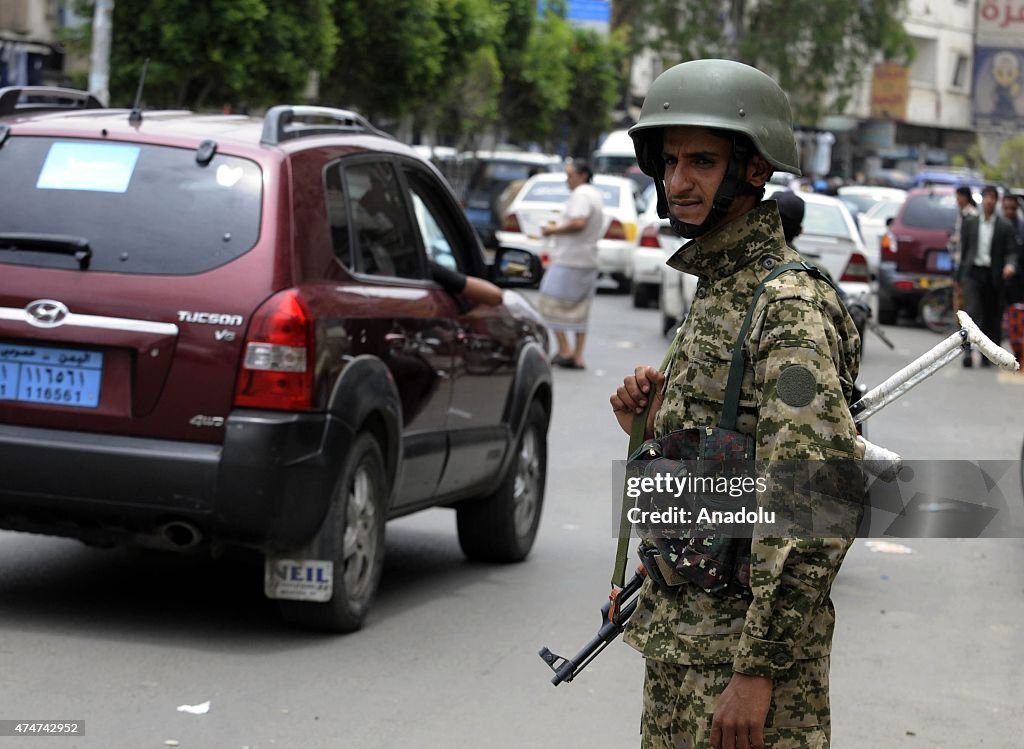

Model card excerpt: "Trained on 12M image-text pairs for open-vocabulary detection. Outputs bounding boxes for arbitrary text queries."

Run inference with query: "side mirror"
[491,247,543,288]
[885,217,894,227]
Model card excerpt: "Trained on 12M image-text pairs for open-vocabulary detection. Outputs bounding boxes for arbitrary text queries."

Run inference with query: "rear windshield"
[802,203,852,240]
[900,194,958,232]
[0,136,262,274]
[521,181,621,207]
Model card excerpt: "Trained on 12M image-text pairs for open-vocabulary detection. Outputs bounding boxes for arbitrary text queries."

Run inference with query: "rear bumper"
[0,411,350,551]
[631,247,665,285]
[878,262,949,309]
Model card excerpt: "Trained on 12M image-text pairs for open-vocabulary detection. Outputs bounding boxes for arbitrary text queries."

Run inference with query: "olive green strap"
[719,261,832,431]
[611,324,684,586]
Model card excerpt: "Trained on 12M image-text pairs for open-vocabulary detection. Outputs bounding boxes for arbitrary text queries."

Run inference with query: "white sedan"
[660,189,871,338]
[495,173,639,292]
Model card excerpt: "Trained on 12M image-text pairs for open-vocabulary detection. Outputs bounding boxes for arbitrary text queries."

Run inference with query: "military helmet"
[629,59,801,176]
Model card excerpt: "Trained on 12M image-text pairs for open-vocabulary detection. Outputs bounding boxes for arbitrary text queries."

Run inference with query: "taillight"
[639,224,661,248]
[234,290,315,411]
[881,232,897,262]
[840,252,870,283]
[540,252,550,268]
[894,280,915,291]
[501,213,521,233]
[604,219,627,241]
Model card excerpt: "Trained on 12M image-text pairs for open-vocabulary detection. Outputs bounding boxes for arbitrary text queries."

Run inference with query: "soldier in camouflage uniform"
[610,60,862,749]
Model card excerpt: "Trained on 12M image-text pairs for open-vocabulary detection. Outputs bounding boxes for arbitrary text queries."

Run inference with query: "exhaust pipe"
[159,520,202,549]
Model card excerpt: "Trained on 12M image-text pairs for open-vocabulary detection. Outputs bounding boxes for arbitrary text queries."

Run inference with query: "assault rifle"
[539,311,1017,686]
[538,568,646,686]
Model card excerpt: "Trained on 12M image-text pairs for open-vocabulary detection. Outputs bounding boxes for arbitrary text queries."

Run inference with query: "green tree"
[621,0,914,125]
[321,0,446,122]
[498,2,575,145]
[995,135,1024,187]
[560,26,628,157]
[77,0,337,109]
[423,0,506,148]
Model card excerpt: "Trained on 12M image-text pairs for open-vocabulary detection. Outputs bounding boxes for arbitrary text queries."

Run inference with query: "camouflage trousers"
[640,657,831,749]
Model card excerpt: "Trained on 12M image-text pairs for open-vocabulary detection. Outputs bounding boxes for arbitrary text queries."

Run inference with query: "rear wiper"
[0,233,92,270]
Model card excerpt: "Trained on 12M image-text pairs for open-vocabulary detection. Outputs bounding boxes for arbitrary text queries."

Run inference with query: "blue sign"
[537,0,610,30]
[973,46,1024,130]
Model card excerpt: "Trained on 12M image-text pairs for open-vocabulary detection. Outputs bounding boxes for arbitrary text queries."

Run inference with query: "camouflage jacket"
[623,201,862,678]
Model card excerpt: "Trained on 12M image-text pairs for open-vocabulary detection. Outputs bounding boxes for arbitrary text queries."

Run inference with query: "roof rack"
[0,86,105,117]
[260,105,392,146]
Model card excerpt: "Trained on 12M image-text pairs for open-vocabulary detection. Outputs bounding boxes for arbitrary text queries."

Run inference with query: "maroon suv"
[877,186,964,324]
[0,87,551,632]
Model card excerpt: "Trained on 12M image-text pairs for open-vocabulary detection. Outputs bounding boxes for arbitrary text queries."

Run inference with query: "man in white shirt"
[957,185,1018,367]
[536,160,605,369]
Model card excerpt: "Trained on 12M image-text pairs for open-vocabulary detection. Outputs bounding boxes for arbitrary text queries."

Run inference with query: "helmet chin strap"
[665,137,759,239]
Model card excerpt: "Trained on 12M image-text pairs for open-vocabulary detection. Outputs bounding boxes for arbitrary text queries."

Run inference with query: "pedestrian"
[949,186,978,315]
[957,185,1018,368]
[999,192,1024,367]
[609,59,862,748]
[536,159,605,369]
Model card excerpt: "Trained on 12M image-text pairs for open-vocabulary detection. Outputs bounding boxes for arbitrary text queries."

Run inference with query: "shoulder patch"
[777,364,817,407]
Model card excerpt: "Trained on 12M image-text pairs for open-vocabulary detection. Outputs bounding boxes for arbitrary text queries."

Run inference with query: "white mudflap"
[264,558,334,602]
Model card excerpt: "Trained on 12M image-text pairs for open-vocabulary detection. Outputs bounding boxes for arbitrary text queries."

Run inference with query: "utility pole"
[88,0,114,106]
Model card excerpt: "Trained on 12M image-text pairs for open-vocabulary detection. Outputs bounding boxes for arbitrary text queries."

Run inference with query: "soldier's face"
[661,126,768,228]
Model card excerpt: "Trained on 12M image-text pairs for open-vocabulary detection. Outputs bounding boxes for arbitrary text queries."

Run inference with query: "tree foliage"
[620,0,914,125]
[83,0,338,109]
[322,0,447,121]
[994,134,1024,187]
[498,3,575,144]
[560,27,629,156]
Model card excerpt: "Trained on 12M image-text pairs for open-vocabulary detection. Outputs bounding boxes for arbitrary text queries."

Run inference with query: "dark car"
[877,187,961,325]
[0,87,552,632]
[454,150,562,249]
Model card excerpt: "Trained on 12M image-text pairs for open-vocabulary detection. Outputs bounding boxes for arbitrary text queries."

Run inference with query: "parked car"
[0,86,553,632]
[453,150,563,249]
[855,198,905,275]
[877,186,962,325]
[764,186,873,301]
[657,189,870,339]
[633,184,680,309]
[838,185,907,214]
[495,172,640,292]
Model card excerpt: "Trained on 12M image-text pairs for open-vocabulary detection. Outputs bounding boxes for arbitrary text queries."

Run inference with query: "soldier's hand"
[710,673,772,749]
[610,366,665,438]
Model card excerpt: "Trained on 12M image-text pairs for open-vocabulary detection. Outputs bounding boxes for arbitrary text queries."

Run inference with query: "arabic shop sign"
[870,63,909,121]
[977,0,1024,48]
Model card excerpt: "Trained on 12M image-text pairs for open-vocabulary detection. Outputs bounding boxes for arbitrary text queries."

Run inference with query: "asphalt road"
[1,291,1022,748]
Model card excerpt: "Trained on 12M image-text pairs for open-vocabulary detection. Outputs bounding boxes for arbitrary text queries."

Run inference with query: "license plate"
[927,251,952,273]
[0,343,103,408]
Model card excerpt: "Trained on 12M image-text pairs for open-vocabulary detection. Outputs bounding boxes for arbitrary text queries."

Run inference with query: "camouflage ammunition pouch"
[627,426,755,598]
[612,261,834,594]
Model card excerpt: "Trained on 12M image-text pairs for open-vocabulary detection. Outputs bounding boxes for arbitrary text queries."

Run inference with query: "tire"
[277,433,388,633]
[920,286,956,334]
[612,273,631,295]
[632,283,650,308]
[457,400,548,563]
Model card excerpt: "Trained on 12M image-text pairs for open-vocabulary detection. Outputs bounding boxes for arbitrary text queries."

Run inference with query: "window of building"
[952,53,969,90]
[910,37,938,87]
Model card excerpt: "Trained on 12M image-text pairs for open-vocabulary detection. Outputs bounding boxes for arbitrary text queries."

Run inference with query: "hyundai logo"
[25,299,70,328]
